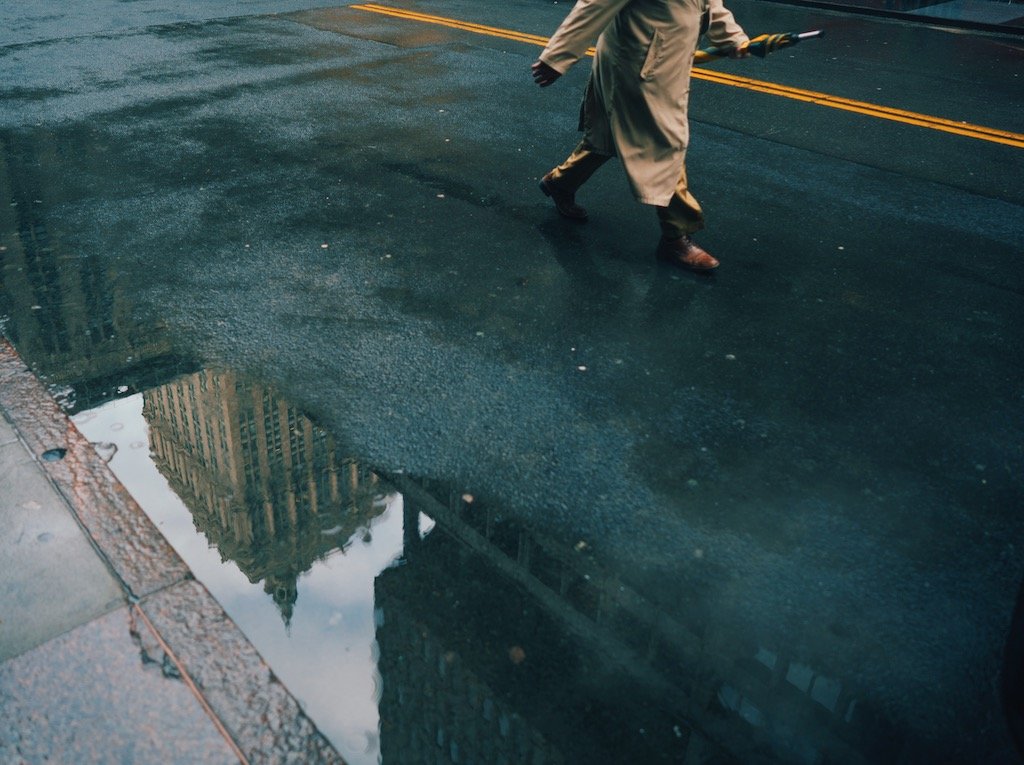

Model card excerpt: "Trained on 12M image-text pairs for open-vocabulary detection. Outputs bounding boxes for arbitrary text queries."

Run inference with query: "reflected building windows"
[143,369,387,624]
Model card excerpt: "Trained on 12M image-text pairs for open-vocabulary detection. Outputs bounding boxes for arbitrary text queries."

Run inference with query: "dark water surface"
[65,372,866,764]
[71,373,724,765]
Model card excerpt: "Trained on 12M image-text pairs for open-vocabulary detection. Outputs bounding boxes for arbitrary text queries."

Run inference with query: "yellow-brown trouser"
[546,139,704,238]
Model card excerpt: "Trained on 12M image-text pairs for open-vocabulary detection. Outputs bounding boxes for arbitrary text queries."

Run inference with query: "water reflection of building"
[143,370,386,623]
[377,488,693,765]
[377,588,565,765]
[377,505,567,764]
[375,480,915,764]
[0,134,180,409]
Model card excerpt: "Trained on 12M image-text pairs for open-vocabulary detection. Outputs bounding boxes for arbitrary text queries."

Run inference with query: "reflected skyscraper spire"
[143,368,387,624]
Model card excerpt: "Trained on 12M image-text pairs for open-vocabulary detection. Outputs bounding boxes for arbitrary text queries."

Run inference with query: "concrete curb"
[0,338,343,764]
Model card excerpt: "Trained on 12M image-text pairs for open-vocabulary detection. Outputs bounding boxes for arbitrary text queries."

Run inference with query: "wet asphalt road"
[1,0,1023,761]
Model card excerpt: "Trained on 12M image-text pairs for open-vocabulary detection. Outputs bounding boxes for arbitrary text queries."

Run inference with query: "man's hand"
[532,60,562,87]
[728,40,751,59]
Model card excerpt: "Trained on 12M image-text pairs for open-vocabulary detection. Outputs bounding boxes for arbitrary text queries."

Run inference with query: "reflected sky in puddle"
[73,388,417,765]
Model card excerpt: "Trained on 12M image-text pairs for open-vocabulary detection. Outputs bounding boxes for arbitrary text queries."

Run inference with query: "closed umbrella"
[694,29,823,64]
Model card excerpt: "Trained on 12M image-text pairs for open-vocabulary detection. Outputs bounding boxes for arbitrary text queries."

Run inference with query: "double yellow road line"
[351,2,1024,149]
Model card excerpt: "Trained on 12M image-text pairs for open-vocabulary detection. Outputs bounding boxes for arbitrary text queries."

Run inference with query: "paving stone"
[0,606,238,764]
[0,340,190,598]
[0,438,124,662]
[141,580,342,765]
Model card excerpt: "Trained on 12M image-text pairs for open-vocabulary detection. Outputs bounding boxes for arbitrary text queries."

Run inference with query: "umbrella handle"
[695,38,772,60]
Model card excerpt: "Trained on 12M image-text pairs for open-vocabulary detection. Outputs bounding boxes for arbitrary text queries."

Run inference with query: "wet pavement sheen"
[1,0,1022,763]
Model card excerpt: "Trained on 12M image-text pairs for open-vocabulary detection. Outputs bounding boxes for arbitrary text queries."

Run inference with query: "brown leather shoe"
[656,235,719,272]
[539,173,588,221]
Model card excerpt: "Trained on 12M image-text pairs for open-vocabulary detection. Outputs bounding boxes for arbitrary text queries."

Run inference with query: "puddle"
[68,368,880,765]
[73,376,408,765]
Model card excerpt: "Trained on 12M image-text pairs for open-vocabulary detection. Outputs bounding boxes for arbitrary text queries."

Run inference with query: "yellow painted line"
[693,68,1024,146]
[350,3,1024,149]
[353,3,549,46]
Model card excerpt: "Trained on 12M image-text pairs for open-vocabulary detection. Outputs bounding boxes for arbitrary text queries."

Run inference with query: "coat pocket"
[640,31,664,81]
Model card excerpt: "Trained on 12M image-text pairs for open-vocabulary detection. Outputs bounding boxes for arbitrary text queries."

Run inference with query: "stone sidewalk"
[0,338,343,764]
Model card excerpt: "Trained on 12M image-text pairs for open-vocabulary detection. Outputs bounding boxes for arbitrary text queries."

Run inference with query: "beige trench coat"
[540,0,747,206]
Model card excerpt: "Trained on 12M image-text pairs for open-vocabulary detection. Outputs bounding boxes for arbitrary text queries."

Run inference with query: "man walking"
[533,0,749,272]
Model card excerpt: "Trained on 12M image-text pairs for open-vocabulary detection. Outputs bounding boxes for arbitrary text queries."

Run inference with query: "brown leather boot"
[656,234,719,272]
[539,173,588,221]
